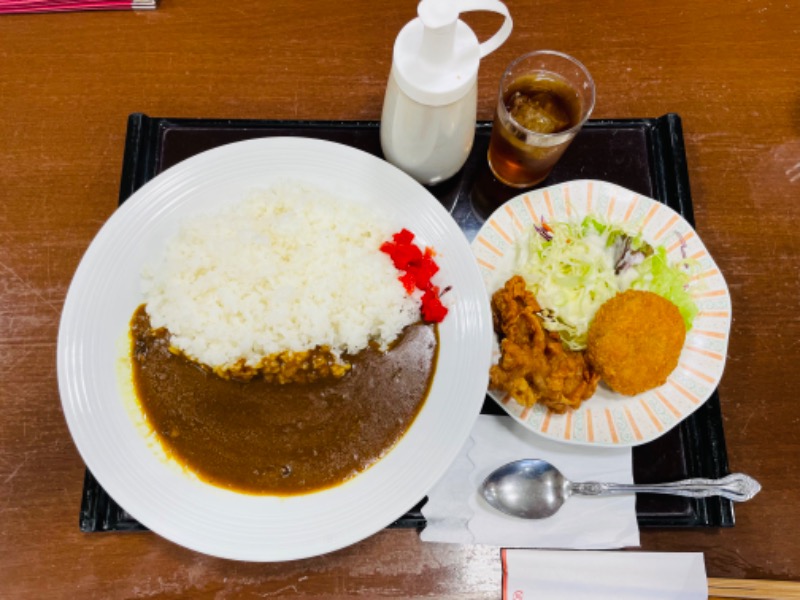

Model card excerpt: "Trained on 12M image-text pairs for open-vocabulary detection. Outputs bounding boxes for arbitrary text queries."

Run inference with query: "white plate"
[58,137,493,561]
[472,179,731,447]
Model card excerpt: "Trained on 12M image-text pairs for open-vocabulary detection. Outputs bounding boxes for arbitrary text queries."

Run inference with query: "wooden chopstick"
[708,577,800,599]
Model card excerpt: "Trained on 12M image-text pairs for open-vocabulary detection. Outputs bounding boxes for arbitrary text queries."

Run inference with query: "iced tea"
[487,51,595,188]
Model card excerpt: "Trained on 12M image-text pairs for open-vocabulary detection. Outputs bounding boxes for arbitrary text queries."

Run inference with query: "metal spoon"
[480,459,761,519]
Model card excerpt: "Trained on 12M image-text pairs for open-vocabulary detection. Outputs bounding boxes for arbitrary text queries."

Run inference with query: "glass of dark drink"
[487,50,595,188]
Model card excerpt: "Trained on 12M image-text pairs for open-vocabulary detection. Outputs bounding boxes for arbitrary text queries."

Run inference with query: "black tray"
[80,114,734,533]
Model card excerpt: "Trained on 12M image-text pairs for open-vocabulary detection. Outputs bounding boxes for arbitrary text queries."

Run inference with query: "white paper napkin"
[420,415,640,548]
[502,549,707,599]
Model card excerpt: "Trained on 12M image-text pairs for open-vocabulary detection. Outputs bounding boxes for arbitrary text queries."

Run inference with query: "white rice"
[141,182,421,370]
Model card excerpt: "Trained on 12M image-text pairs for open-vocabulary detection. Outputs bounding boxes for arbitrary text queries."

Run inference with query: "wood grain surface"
[1,0,799,597]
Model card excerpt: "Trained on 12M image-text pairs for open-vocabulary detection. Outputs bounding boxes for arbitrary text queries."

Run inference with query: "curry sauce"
[130,305,437,495]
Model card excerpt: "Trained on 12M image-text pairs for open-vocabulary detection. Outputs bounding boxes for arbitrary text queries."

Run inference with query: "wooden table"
[1,0,798,597]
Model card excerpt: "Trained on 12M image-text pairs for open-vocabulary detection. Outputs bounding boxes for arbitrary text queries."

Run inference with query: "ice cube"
[508,90,571,134]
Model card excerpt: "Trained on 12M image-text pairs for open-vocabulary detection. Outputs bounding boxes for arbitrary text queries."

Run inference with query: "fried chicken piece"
[490,276,599,413]
[587,289,686,396]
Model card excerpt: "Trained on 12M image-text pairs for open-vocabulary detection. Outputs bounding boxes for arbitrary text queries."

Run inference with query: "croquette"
[586,290,686,395]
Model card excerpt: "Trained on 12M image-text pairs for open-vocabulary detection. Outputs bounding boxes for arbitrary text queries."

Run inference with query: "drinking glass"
[487,50,595,188]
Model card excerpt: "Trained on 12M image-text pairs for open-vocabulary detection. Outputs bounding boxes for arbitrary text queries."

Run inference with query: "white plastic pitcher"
[380,0,513,185]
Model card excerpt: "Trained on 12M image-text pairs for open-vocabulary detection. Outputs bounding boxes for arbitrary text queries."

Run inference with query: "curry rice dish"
[130,183,443,495]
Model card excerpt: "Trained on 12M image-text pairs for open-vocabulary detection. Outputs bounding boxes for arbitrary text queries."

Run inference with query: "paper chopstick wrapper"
[502,549,707,600]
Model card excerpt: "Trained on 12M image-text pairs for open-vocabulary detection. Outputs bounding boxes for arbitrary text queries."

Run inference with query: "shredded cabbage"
[512,216,697,350]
